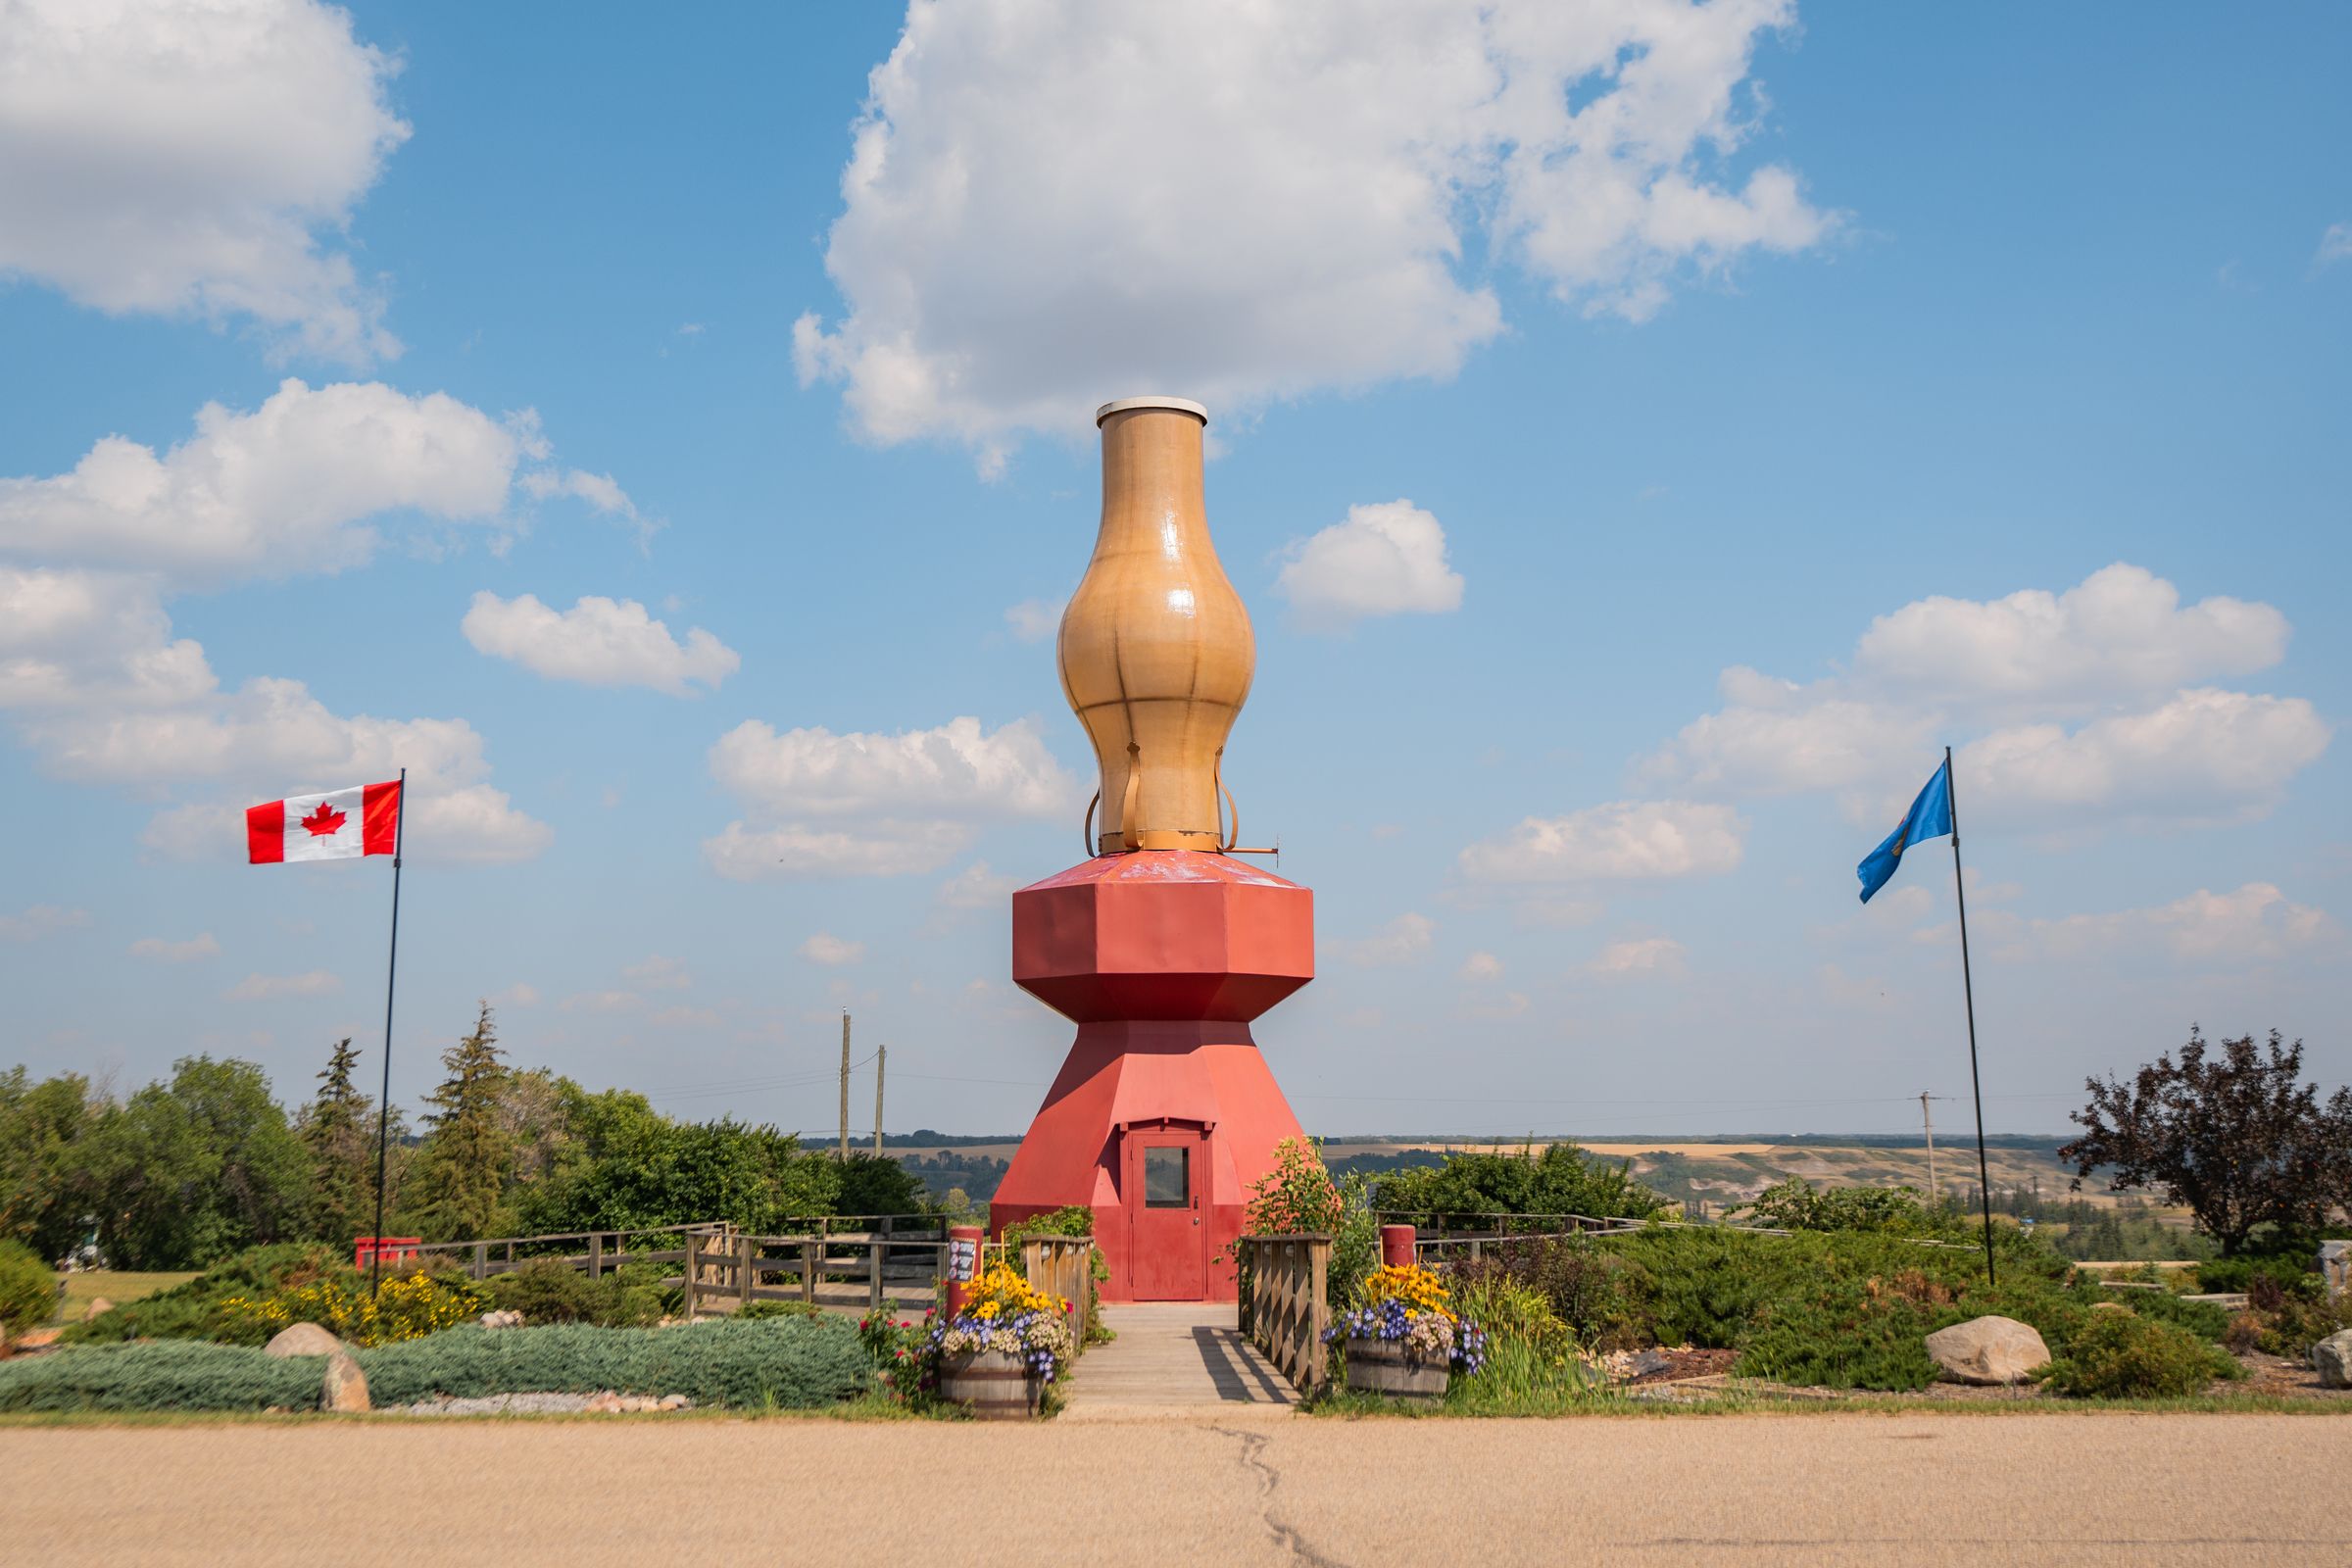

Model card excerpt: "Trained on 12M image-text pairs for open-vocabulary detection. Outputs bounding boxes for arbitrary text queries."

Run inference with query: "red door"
[1124,1128,1206,1300]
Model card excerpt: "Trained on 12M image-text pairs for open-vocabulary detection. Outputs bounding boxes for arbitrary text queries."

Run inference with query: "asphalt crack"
[1214,1425,1349,1568]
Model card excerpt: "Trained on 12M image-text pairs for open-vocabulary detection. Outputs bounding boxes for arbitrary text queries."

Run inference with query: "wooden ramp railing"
[1018,1235,1094,1358]
[1238,1234,1329,1395]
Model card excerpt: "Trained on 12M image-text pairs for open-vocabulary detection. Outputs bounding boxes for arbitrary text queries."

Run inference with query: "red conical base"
[993,852,1314,1303]
[993,1022,1308,1302]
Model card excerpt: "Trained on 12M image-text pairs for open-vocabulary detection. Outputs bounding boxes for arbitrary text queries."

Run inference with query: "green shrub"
[1736,1177,1970,1240]
[1375,1142,1669,1228]
[2243,1275,2352,1359]
[61,1244,345,1345]
[357,1317,871,1407]
[0,1340,321,1411]
[2043,1310,2239,1397]
[1458,1221,2229,1394]
[2121,1289,2231,1342]
[0,1316,872,1411]
[483,1259,657,1328]
[2194,1254,2313,1296]
[0,1242,56,1335]
[736,1299,823,1322]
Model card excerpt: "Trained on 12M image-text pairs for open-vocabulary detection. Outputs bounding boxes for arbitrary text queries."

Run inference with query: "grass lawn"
[47,1270,200,1327]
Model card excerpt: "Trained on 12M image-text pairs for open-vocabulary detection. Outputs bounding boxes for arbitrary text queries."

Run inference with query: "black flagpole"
[368,767,407,1301]
[1944,746,1997,1288]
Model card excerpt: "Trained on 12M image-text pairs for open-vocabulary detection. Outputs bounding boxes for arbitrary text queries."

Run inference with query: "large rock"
[265,1322,345,1358]
[320,1348,370,1412]
[2311,1330,2352,1389]
[1925,1315,2050,1385]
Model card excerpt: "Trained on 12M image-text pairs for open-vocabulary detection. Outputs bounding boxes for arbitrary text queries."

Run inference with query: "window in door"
[1144,1145,1190,1208]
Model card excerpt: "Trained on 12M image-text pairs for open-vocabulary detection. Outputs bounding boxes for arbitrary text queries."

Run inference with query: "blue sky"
[3,1,2346,1140]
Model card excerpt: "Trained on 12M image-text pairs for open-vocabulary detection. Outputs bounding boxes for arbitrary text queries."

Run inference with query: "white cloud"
[2016,883,2336,965]
[0,385,564,863]
[1591,935,1688,976]
[1323,912,1437,967]
[517,468,654,543]
[703,818,974,882]
[1458,951,1504,982]
[0,0,409,364]
[1275,500,1464,630]
[489,982,539,1007]
[1955,689,2328,830]
[622,956,691,991]
[710,716,1073,819]
[800,933,866,966]
[795,0,1833,468]
[935,860,1019,910]
[463,592,739,696]
[0,379,525,584]
[1459,801,1744,883]
[703,715,1078,881]
[0,905,88,941]
[1640,564,2328,833]
[226,969,340,1000]
[1852,564,2287,713]
[561,990,641,1014]
[1460,990,1531,1020]
[1004,598,1063,644]
[129,933,220,962]
[2318,221,2352,269]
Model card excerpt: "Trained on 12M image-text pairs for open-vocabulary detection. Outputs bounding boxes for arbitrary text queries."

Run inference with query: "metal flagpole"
[1943,746,1997,1288]
[368,767,407,1301]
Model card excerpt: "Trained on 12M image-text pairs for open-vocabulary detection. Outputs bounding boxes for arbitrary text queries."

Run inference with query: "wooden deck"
[1059,1302,1299,1418]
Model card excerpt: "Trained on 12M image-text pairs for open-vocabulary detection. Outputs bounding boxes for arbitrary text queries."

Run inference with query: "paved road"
[9,1413,2347,1567]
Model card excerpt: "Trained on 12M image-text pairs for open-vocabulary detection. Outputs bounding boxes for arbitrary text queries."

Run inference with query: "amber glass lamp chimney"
[1057,397,1253,855]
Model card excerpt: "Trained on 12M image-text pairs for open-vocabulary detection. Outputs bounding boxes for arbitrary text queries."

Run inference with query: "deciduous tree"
[2059,1028,2352,1256]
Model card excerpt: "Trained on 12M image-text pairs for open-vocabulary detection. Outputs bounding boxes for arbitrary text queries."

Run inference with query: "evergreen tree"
[297,1039,374,1246]
[411,1004,513,1241]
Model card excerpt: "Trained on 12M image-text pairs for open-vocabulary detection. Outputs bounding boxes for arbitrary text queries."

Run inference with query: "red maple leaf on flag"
[300,801,347,837]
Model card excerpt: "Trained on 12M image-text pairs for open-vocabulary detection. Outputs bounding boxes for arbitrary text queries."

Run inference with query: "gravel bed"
[399,1392,693,1416]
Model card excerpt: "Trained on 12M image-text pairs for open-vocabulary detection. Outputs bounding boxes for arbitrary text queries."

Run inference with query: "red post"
[1380,1224,1416,1269]
[943,1226,983,1319]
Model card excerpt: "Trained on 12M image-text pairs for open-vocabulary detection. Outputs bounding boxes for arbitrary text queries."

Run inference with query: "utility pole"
[1920,1091,1937,1205]
[873,1044,886,1155]
[838,1010,851,1161]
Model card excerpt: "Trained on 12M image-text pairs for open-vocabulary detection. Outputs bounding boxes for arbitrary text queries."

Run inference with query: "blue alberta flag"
[1857,760,1953,903]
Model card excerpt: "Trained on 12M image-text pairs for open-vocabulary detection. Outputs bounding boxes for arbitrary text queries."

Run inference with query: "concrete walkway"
[1060,1301,1298,1417]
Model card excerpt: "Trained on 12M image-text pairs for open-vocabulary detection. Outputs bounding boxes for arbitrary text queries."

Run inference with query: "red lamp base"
[991,1021,1308,1302]
[994,852,1316,1303]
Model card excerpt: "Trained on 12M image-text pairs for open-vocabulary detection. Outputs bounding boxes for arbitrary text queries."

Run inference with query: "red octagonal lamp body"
[993,851,1313,1302]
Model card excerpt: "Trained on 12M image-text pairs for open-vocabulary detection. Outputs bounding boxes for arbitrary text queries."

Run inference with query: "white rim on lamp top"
[1096,396,1207,425]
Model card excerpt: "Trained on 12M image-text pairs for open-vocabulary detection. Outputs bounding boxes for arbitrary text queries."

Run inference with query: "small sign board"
[949,1237,979,1282]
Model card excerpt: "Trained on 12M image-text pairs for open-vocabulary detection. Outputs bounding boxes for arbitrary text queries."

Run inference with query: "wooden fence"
[406,1215,951,1298]
[1238,1234,1329,1394]
[409,1223,720,1281]
[408,1217,1106,1329]
[679,1221,956,1318]
[1018,1235,1094,1358]
[1392,1212,1995,1264]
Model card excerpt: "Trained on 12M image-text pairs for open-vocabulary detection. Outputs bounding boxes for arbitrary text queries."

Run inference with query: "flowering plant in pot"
[1323,1264,1487,1399]
[922,1261,1074,1417]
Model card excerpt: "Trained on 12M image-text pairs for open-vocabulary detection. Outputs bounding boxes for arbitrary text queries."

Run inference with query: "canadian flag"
[247,781,402,864]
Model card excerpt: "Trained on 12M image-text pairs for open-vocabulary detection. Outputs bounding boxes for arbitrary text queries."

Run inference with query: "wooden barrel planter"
[938,1349,1044,1420]
[1343,1339,1448,1401]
